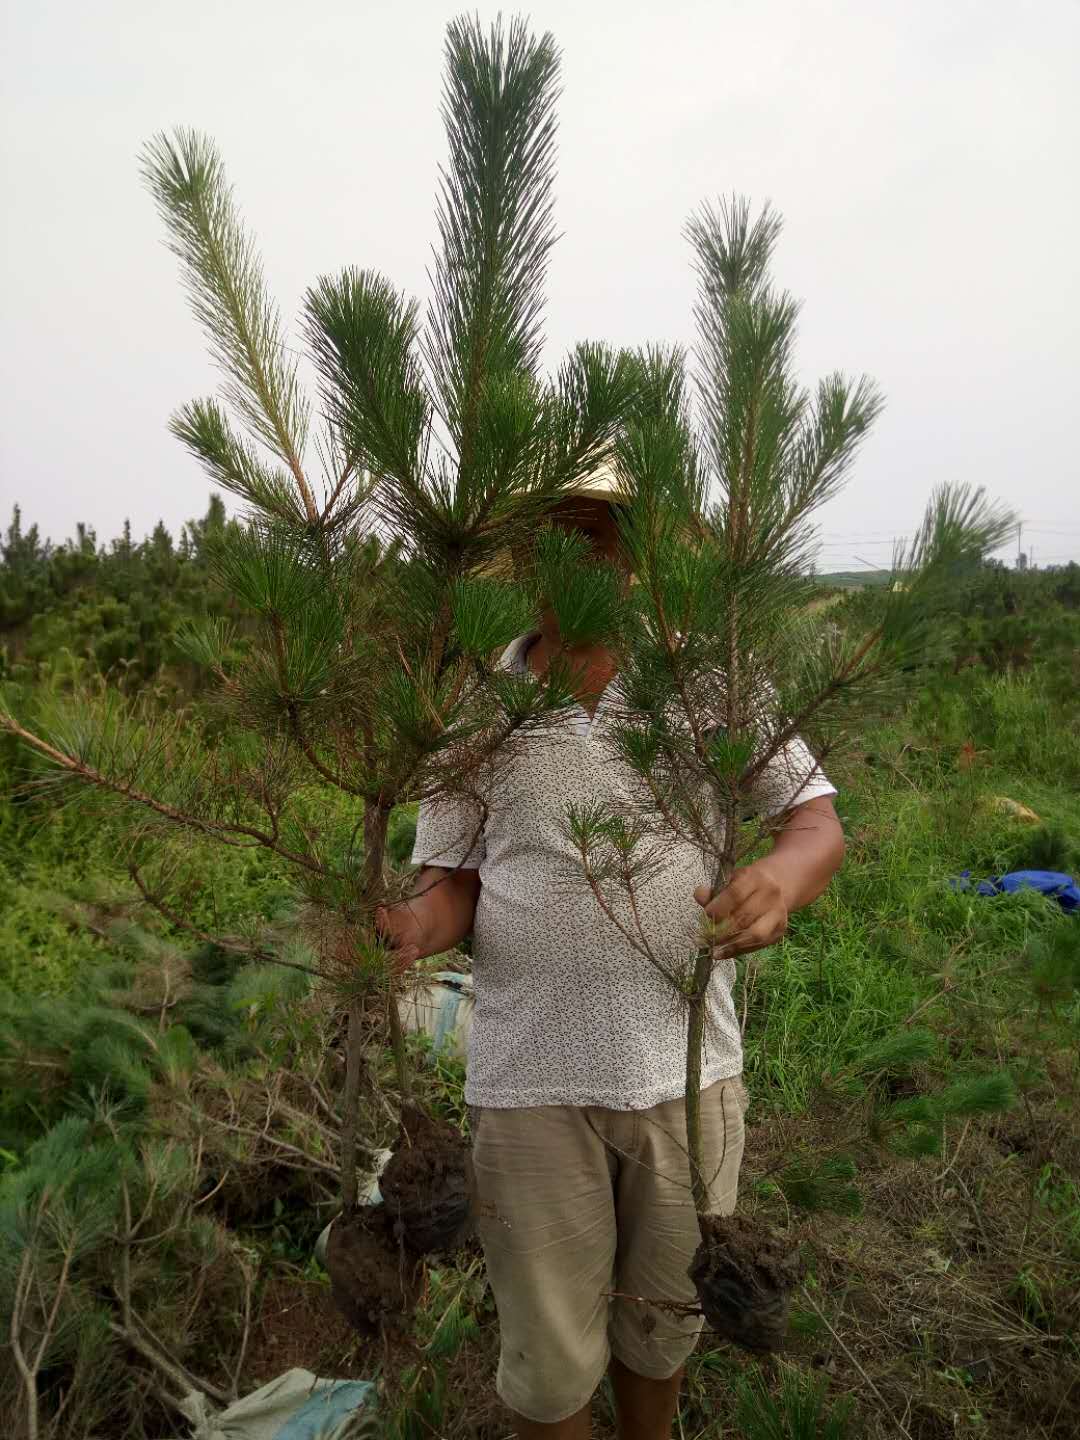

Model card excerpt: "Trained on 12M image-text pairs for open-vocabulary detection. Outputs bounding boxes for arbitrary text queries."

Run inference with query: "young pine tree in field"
[560,199,1015,1349]
[0,14,641,1320]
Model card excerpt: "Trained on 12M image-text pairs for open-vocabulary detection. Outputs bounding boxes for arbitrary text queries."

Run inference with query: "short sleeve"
[410,791,487,869]
[747,734,837,818]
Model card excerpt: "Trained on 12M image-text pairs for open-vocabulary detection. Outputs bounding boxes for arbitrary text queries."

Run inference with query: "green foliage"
[1026,921,1080,1008]
[845,1027,938,1080]
[1008,1265,1055,1329]
[304,267,430,493]
[1,496,239,691]
[532,526,626,647]
[406,1031,469,1132]
[734,1365,855,1440]
[426,16,559,441]
[386,806,419,868]
[1034,1162,1080,1258]
[449,576,538,659]
[0,1118,124,1434]
[935,1072,1016,1119]
[414,1262,485,1360]
[142,130,312,505]
[773,1155,863,1218]
[0,1092,252,1438]
[382,1262,488,1440]
[837,557,1080,691]
[384,1363,451,1440]
[227,960,312,1018]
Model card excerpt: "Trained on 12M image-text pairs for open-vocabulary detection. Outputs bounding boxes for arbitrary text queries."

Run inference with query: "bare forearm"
[760,796,845,911]
[408,866,480,957]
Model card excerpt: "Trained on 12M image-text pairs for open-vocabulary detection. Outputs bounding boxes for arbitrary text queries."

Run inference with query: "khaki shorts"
[471,1076,748,1423]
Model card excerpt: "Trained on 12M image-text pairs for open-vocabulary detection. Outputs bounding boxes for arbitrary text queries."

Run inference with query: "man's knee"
[496,1338,610,1423]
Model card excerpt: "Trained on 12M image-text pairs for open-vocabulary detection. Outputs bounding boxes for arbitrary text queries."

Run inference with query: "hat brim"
[559,485,629,506]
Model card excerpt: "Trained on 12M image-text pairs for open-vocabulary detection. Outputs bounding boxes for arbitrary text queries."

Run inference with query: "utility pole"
[1016,521,1022,569]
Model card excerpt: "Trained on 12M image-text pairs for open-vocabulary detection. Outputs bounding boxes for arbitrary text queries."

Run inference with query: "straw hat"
[563,459,629,506]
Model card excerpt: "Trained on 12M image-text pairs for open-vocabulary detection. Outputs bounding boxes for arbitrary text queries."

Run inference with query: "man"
[378,471,844,1438]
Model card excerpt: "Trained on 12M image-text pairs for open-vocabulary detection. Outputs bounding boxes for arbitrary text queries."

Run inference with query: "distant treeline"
[3,500,1078,690]
[0,497,241,687]
[831,555,1080,678]
[818,570,893,588]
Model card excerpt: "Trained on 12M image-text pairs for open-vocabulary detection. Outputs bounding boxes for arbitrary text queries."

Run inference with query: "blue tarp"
[275,1381,376,1440]
[952,869,1080,914]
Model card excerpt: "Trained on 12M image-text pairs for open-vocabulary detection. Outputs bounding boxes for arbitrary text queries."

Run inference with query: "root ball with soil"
[689,1213,806,1354]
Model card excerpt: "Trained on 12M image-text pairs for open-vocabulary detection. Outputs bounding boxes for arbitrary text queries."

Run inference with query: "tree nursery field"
[2,15,1078,1438]
[2,505,1078,1438]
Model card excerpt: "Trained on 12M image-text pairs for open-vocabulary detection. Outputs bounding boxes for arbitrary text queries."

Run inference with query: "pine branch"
[570,193,1022,1242]
[107,1315,231,1408]
[687,195,782,303]
[170,398,307,525]
[127,865,320,977]
[304,268,431,490]
[0,714,328,875]
[425,15,561,460]
[141,130,317,522]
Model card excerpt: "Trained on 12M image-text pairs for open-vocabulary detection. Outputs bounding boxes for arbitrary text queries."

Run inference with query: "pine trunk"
[685,843,737,1230]
[340,799,396,1215]
[684,945,713,1231]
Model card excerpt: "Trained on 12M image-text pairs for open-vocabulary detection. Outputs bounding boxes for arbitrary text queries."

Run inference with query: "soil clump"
[689,1213,805,1353]
[380,1102,472,1254]
[325,1203,420,1335]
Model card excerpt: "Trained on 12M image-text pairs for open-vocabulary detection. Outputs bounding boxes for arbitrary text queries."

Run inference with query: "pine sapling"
[562,198,1015,1349]
[0,14,643,1327]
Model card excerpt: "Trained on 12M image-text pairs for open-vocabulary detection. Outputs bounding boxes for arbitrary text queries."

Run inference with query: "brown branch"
[128,865,320,977]
[268,613,366,798]
[578,858,656,966]
[1,717,328,875]
[10,1251,38,1440]
[192,1169,231,1208]
[582,1111,691,1194]
[224,1124,342,1179]
[800,1286,914,1440]
[183,1102,346,1181]
[107,1316,231,1408]
[323,458,357,520]
[641,768,704,850]
[31,1233,76,1378]
[604,1287,700,1319]
[229,1259,255,1400]
[292,722,366,797]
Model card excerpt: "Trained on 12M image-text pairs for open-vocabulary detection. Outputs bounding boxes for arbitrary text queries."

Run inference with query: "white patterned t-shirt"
[411,634,836,1110]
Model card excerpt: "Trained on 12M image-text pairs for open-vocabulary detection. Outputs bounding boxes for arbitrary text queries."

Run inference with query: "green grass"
[2,656,1078,1439]
[743,741,1072,1116]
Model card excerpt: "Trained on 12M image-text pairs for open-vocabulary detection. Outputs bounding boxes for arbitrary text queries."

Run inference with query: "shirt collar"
[498,631,542,675]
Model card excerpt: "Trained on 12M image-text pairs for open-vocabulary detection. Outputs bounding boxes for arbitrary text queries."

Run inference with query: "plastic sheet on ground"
[399,969,474,1060]
[179,1368,377,1440]
[951,869,1080,913]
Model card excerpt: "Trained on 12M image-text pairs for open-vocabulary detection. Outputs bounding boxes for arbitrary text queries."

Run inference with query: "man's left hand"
[694,859,791,958]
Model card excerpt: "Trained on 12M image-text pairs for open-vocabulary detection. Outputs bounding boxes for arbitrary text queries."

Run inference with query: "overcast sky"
[2,0,1078,570]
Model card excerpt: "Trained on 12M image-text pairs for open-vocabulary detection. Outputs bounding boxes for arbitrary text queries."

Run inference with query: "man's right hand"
[376,866,481,976]
[375,901,427,975]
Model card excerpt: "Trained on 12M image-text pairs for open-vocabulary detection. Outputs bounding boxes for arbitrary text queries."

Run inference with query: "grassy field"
[2,593,1078,1437]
